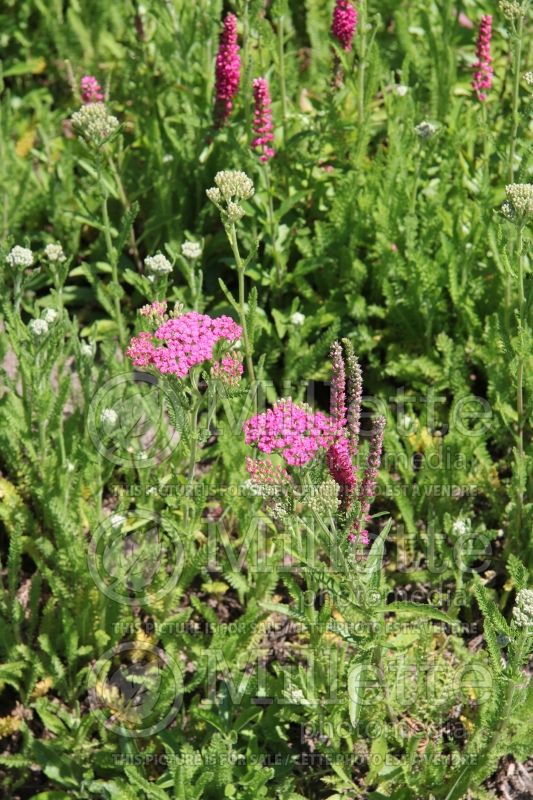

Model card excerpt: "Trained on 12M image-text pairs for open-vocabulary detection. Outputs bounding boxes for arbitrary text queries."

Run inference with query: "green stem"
[357,0,367,130]
[99,169,127,350]
[509,13,525,183]
[265,167,282,285]
[277,14,287,145]
[516,224,525,459]
[229,224,256,386]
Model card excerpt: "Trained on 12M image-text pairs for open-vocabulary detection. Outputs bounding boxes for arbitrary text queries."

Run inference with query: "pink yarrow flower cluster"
[472,15,493,102]
[127,311,242,377]
[214,13,241,126]
[252,78,275,163]
[331,0,358,52]
[81,75,104,103]
[243,399,336,467]
[211,352,244,386]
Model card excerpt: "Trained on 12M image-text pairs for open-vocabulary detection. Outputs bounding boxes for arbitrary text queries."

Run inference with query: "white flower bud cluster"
[28,318,49,337]
[207,170,255,224]
[44,243,66,263]
[505,184,533,218]
[499,0,523,19]
[42,308,58,324]
[290,312,305,326]
[6,245,34,268]
[181,241,202,259]
[415,121,437,139]
[71,103,119,145]
[306,479,340,517]
[101,408,118,428]
[80,340,95,358]
[144,253,173,275]
[524,71,533,86]
[512,588,533,629]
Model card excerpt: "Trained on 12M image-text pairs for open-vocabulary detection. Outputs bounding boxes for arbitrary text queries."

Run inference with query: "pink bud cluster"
[246,457,291,487]
[252,78,275,163]
[81,75,104,103]
[472,15,493,102]
[243,399,336,467]
[215,13,241,126]
[127,311,242,377]
[331,0,358,52]
[211,352,244,386]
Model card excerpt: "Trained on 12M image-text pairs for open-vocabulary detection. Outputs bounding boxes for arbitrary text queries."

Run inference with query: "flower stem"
[265,167,282,285]
[277,13,287,145]
[509,12,525,183]
[99,169,127,350]
[516,223,525,459]
[229,224,256,386]
[357,0,367,129]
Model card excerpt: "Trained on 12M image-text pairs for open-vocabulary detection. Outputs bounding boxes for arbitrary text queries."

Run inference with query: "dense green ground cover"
[0,1,531,798]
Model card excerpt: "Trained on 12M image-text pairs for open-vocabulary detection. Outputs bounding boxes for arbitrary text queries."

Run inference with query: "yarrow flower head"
[42,308,58,324]
[100,408,118,429]
[512,588,533,629]
[504,184,533,219]
[127,311,242,378]
[144,253,173,275]
[499,0,523,19]
[207,170,254,223]
[415,121,437,139]
[214,13,241,126]
[29,318,49,337]
[44,243,66,263]
[243,399,336,467]
[6,245,33,269]
[252,77,275,163]
[524,71,533,86]
[139,300,168,325]
[290,312,305,326]
[472,15,493,102]
[181,241,202,259]
[81,75,104,103]
[71,103,119,146]
[331,0,358,51]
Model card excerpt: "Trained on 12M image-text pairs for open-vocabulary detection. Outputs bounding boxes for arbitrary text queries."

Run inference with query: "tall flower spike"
[81,75,104,103]
[472,15,493,102]
[214,13,241,126]
[331,0,358,52]
[329,341,347,430]
[342,339,363,458]
[356,415,385,538]
[252,78,275,163]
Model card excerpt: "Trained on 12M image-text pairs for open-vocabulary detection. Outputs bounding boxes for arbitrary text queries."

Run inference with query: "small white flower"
[181,241,202,259]
[7,245,34,268]
[452,519,469,537]
[524,71,533,86]
[80,340,95,358]
[29,318,49,336]
[213,170,255,202]
[395,84,409,97]
[66,461,76,473]
[226,202,244,222]
[512,588,533,629]
[71,102,119,145]
[162,153,173,163]
[290,312,305,326]
[401,414,414,429]
[109,513,126,529]
[44,243,66,263]
[146,486,158,496]
[137,451,148,461]
[42,308,58,324]
[415,121,437,139]
[100,408,118,429]
[144,253,173,275]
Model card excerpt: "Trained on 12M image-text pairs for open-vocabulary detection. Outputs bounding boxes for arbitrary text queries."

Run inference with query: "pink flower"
[214,13,241,126]
[252,77,275,163]
[127,311,242,377]
[472,15,493,102]
[327,436,357,509]
[331,0,358,52]
[458,11,474,30]
[81,75,104,103]
[243,399,336,467]
[246,457,291,487]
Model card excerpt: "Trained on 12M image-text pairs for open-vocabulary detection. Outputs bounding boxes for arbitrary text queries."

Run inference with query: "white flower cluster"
[109,513,126,529]
[44,243,66,263]
[42,308,58,324]
[395,84,409,97]
[415,121,437,139]
[101,408,118,428]
[505,183,533,218]
[290,312,305,326]
[28,319,49,337]
[306,479,340,517]
[144,253,173,275]
[80,340,95,358]
[181,241,202,259]
[524,71,533,86]
[71,103,119,145]
[452,518,469,537]
[499,0,524,19]
[512,588,533,629]
[6,245,33,268]
[207,170,255,223]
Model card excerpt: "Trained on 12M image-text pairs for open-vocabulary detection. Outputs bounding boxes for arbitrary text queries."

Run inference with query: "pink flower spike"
[81,75,104,103]
[252,77,275,163]
[331,0,358,52]
[214,13,241,126]
[330,341,347,429]
[472,15,493,102]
